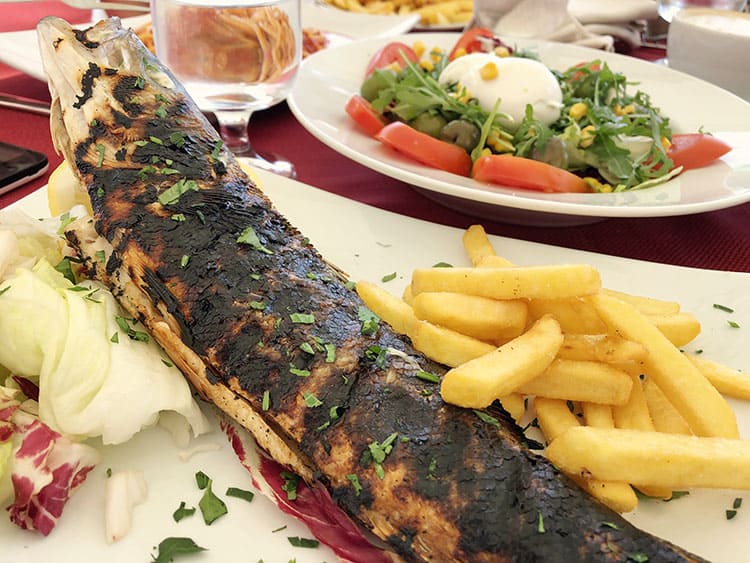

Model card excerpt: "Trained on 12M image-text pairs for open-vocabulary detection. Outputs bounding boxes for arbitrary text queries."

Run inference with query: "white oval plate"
[288,33,750,226]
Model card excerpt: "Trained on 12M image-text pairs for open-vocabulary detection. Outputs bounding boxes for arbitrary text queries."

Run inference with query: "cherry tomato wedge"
[345,95,385,136]
[472,154,589,193]
[667,133,731,171]
[364,42,419,76]
[448,28,496,60]
[375,121,473,177]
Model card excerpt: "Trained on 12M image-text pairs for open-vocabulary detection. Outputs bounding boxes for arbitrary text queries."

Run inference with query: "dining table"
[1,1,749,274]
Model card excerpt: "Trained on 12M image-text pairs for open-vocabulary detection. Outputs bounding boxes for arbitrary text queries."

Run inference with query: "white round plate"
[288,32,750,226]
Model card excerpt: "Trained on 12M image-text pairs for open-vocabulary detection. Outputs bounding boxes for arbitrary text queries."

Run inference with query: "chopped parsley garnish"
[346,473,362,496]
[290,313,315,324]
[728,320,740,328]
[473,409,500,427]
[734,497,743,509]
[290,366,311,377]
[364,345,387,368]
[226,487,255,503]
[169,131,186,147]
[280,472,300,500]
[324,343,336,363]
[381,272,397,282]
[155,104,167,118]
[134,75,145,89]
[713,303,735,313]
[358,306,380,335]
[197,477,228,525]
[149,135,163,145]
[133,139,149,147]
[180,255,190,268]
[110,332,119,343]
[726,509,738,520]
[303,392,323,408]
[600,521,619,529]
[416,370,440,383]
[627,553,649,562]
[95,143,105,167]
[367,432,399,480]
[95,249,106,262]
[211,140,223,160]
[249,300,265,310]
[433,261,453,268]
[151,537,207,563]
[537,511,545,533]
[171,213,186,222]
[115,316,149,342]
[172,501,196,522]
[300,342,315,355]
[162,358,173,367]
[57,211,74,234]
[287,536,319,548]
[237,226,273,254]
[195,471,210,490]
[159,178,199,205]
[262,390,270,411]
[0,286,10,297]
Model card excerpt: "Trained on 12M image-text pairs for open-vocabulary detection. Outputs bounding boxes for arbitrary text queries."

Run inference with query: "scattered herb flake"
[133,139,149,147]
[280,472,300,500]
[290,367,311,377]
[601,521,619,530]
[172,501,196,522]
[473,410,500,427]
[155,104,167,118]
[237,226,273,254]
[95,249,106,262]
[171,213,186,222]
[226,487,255,503]
[198,479,228,525]
[287,536,319,548]
[57,211,73,234]
[734,497,743,509]
[303,392,323,408]
[346,473,362,496]
[416,370,440,383]
[110,332,119,343]
[272,525,287,533]
[105,467,112,478]
[432,261,453,268]
[95,143,105,167]
[262,390,270,411]
[159,178,199,205]
[300,342,315,355]
[211,140,223,159]
[358,306,380,335]
[627,553,649,562]
[381,272,397,283]
[134,75,145,89]
[0,286,9,297]
[726,509,738,520]
[180,254,190,268]
[290,313,315,324]
[324,343,336,363]
[728,320,740,328]
[195,471,210,490]
[249,300,265,310]
[151,537,207,563]
[169,131,186,147]
[162,358,173,367]
[537,511,545,533]
[713,303,735,313]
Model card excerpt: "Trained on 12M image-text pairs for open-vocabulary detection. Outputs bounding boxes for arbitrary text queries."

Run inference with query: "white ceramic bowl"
[667,8,750,101]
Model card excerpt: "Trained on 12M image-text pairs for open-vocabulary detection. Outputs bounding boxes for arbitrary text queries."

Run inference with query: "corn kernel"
[583,177,613,193]
[479,147,493,158]
[494,46,510,57]
[568,102,588,120]
[661,136,672,151]
[420,60,434,72]
[614,103,635,116]
[479,62,498,80]
[412,41,426,58]
[580,125,596,148]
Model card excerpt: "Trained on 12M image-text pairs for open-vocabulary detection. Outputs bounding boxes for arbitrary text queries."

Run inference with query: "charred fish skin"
[39,17,705,562]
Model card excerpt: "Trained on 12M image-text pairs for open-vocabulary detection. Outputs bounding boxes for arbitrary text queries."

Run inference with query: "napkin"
[471,0,658,51]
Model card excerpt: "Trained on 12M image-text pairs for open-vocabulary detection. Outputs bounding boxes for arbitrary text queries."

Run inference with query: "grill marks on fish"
[39,17,708,562]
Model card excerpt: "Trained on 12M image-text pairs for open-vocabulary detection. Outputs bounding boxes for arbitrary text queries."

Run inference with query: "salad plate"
[288,32,750,226]
[0,3,419,83]
[2,167,750,562]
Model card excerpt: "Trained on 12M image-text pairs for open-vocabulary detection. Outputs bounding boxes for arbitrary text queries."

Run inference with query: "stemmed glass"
[150,0,302,177]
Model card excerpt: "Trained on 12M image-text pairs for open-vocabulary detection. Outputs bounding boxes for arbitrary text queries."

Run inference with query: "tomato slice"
[448,28,496,60]
[375,121,473,177]
[667,133,731,171]
[345,95,385,136]
[472,154,589,193]
[364,42,419,76]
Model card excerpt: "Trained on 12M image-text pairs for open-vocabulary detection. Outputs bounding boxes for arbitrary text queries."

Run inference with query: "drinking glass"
[658,0,747,22]
[150,0,302,177]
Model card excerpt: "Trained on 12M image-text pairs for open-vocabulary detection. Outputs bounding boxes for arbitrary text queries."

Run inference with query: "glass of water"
[658,0,747,22]
[151,0,302,177]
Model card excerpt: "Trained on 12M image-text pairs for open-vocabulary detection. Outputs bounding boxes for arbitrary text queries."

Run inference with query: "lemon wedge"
[47,160,93,216]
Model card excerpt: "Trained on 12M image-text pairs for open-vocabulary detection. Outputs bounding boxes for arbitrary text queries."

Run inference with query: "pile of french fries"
[322,0,473,27]
[357,225,750,513]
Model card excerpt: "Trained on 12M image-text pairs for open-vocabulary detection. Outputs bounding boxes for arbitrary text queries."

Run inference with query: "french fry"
[527,298,607,334]
[462,224,498,266]
[611,368,672,499]
[547,426,750,490]
[411,292,527,342]
[474,254,516,268]
[410,320,495,368]
[557,334,647,364]
[535,398,638,513]
[518,359,633,406]
[687,354,750,401]
[582,402,615,429]
[646,312,701,347]
[440,315,562,408]
[602,288,680,315]
[588,292,739,439]
[642,377,692,435]
[356,281,417,336]
[411,265,601,301]
[498,393,526,424]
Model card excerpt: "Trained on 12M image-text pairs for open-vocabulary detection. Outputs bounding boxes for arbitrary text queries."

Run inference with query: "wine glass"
[150,0,302,177]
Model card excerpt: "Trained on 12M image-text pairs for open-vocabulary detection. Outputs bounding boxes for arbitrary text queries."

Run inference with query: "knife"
[0,93,51,116]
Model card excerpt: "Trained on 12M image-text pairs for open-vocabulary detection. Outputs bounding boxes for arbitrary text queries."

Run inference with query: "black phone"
[0,141,49,196]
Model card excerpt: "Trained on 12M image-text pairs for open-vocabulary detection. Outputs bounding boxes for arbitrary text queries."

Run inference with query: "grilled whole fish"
[38,17,705,562]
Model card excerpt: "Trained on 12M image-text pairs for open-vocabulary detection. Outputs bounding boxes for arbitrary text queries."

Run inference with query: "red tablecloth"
[2,5,749,273]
